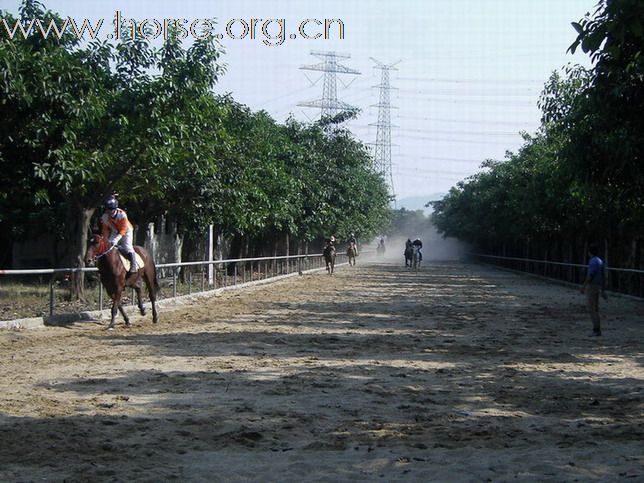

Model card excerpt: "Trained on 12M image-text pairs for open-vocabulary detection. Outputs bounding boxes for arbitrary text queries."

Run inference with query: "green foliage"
[0,1,390,266]
[433,0,644,254]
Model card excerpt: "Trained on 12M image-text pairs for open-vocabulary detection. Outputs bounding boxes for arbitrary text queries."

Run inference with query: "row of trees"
[0,2,391,284]
[432,0,643,273]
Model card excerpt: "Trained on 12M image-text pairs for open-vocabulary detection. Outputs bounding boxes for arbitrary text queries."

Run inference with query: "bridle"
[90,236,115,262]
[95,245,116,261]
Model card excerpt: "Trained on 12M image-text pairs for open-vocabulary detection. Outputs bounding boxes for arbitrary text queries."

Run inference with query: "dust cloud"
[370,223,470,264]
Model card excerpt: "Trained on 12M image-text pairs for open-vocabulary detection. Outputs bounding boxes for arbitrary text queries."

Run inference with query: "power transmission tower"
[298,50,360,119]
[369,58,400,200]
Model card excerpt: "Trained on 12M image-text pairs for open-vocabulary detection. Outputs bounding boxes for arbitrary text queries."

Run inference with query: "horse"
[376,241,385,257]
[404,246,414,268]
[346,242,357,266]
[412,245,421,271]
[85,233,159,329]
[323,244,336,275]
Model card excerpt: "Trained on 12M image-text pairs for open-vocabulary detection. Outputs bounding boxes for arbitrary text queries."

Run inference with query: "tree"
[566,0,644,239]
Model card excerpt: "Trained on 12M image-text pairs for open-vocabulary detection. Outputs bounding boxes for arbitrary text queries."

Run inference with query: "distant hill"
[394,194,446,214]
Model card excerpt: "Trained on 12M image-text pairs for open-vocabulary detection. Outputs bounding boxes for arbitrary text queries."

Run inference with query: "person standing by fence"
[580,244,607,336]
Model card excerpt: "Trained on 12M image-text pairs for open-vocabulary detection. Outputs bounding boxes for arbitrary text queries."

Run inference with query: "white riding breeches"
[109,230,135,254]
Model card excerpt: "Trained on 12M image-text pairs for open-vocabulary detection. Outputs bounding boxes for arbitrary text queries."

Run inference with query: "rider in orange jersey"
[99,195,138,275]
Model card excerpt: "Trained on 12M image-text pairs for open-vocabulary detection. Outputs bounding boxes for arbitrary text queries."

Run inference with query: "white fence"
[0,252,348,323]
[470,253,644,298]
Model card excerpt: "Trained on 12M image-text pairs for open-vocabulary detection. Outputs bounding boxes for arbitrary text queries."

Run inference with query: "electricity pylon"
[298,50,360,119]
[369,57,400,200]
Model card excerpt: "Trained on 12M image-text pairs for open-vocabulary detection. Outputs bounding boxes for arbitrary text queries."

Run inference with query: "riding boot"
[127,252,138,275]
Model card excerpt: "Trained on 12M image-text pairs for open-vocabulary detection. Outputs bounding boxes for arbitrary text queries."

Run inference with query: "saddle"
[117,251,145,272]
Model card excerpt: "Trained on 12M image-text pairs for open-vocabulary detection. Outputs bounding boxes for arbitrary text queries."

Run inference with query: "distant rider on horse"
[412,237,423,262]
[348,233,358,256]
[100,194,138,275]
[377,237,386,255]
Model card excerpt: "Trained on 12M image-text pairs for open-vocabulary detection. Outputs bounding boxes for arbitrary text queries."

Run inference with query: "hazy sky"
[2,0,597,201]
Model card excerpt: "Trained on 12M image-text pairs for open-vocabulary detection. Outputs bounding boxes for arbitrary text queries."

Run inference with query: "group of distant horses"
[322,241,357,276]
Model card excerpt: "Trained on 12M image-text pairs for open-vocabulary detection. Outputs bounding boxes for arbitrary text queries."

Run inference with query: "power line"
[393,170,473,180]
[397,154,490,164]
[396,134,523,145]
[396,77,544,85]
[395,87,539,97]
[255,86,314,109]
[396,115,536,127]
[395,95,536,106]
[352,125,521,137]
[393,162,481,175]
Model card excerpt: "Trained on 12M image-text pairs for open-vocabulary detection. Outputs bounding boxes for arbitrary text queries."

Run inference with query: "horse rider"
[324,236,337,252]
[348,233,358,255]
[405,238,412,250]
[412,237,423,262]
[100,195,138,275]
[378,237,386,253]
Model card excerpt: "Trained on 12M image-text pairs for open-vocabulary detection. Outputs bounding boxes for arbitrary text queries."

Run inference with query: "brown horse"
[323,244,336,275]
[346,242,357,266]
[404,245,414,268]
[85,233,159,329]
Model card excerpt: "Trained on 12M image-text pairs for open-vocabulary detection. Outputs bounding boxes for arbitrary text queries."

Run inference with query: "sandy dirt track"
[1,261,643,482]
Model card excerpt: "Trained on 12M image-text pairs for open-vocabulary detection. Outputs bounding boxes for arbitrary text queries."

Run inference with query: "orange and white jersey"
[100,208,133,238]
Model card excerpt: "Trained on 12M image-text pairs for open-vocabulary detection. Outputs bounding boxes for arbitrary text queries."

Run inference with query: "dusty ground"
[1,261,643,482]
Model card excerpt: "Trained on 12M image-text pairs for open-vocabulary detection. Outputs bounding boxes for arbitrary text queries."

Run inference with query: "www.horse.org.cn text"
[1,12,346,46]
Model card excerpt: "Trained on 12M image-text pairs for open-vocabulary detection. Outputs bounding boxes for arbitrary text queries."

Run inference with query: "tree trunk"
[285,232,290,256]
[70,206,95,301]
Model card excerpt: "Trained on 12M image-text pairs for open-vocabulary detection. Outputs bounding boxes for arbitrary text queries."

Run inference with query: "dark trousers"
[586,284,601,332]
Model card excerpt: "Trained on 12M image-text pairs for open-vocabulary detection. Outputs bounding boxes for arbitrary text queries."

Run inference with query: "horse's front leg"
[108,300,118,329]
[112,288,130,328]
[108,297,129,328]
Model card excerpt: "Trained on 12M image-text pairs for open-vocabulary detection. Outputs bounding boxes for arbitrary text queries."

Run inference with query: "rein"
[93,241,115,261]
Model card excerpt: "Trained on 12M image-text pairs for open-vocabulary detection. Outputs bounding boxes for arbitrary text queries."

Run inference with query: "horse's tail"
[151,263,160,295]
[137,245,161,296]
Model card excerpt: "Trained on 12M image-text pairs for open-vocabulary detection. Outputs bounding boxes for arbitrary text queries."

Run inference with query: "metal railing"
[0,252,348,322]
[469,253,644,298]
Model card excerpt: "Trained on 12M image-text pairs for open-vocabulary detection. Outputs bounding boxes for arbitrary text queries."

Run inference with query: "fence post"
[49,281,54,317]
[172,267,177,298]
